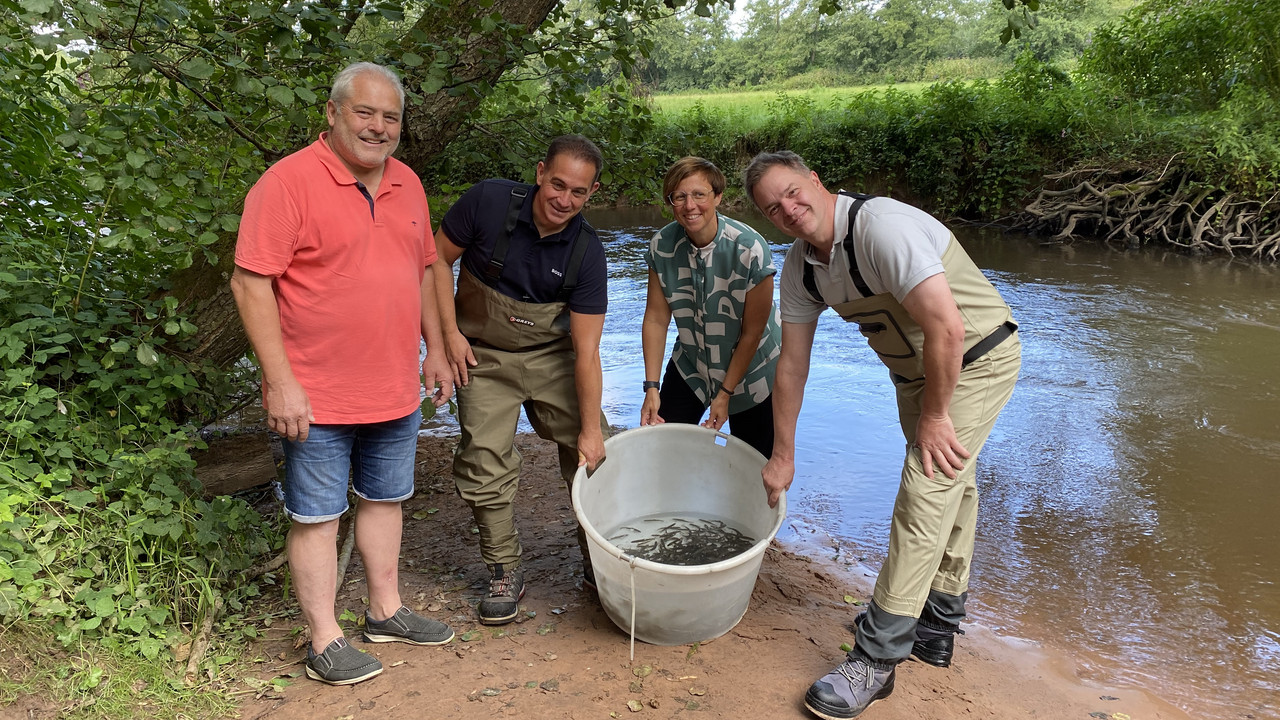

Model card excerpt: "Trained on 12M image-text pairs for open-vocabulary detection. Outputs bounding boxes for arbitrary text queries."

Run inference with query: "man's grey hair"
[743,150,812,208]
[331,62,405,110]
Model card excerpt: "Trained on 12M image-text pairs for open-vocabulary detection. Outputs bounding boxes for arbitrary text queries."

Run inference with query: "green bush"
[1175,85,1280,195]
[1081,0,1280,110]
[427,78,667,203]
[0,29,280,666]
[615,54,1275,221]
[0,216,278,661]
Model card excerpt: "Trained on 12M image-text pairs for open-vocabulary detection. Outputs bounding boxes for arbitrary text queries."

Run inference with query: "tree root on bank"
[184,594,226,684]
[1018,166,1280,260]
[336,508,357,586]
[242,551,288,582]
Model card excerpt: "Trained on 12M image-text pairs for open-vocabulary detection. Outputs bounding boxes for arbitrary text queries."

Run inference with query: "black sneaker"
[363,605,455,646]
[305,637,383,685]
[804,653,895,720]
[477,563,525,625]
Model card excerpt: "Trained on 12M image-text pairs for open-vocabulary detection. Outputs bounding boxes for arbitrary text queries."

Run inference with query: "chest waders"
[803,192,1017,386]
[455,186,592,351]
[806,193,1022,664]
[451,186,607,573]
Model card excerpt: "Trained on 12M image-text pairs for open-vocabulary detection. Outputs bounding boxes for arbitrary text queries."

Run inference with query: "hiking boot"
[911,619,964,667]
[804,652,895,720]
[363,605,455,646]
[478,564,525,625]
[305,637,383,685]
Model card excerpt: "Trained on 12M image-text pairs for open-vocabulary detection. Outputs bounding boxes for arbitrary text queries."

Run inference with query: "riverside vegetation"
[433,2,1279,257]
[1,0,1276,716]
[2,0,671,712]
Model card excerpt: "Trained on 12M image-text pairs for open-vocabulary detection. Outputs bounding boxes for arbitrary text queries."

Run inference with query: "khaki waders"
[813,199,1021,661]
[452,267,609,571]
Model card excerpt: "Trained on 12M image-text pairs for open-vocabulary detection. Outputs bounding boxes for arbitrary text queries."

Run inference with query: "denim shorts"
[280,409,421,523]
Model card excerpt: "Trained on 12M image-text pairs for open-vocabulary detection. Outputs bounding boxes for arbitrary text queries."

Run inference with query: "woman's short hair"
[663,157,727,202]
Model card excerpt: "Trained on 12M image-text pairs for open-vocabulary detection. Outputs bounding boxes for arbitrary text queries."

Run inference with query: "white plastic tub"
[571,424,786,645]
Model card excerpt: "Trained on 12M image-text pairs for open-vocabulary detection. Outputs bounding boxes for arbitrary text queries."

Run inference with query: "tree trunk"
[396,0,563,170]
[168,211,247,370]
[169,0,562,372]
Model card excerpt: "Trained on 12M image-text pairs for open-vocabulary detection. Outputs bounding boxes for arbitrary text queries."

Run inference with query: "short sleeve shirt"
[646,214,781,412]
[779,194,949,323]
[440,179,608,314]
[235,134,436,424]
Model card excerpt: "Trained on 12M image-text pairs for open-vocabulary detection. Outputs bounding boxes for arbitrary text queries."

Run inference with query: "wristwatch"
[643,380,660,392]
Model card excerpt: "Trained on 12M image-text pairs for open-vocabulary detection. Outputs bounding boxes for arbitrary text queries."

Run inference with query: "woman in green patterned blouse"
[639,157,782,458]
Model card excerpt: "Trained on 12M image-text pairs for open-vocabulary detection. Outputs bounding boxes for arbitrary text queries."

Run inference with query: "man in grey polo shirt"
[746,151,1020,720]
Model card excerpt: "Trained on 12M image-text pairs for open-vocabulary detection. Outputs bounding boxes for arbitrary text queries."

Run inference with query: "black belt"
[890,320,1017,385]
[962,320,1017,367]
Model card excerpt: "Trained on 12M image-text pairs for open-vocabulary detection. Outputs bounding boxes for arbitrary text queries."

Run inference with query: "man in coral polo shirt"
[231,62,455,685]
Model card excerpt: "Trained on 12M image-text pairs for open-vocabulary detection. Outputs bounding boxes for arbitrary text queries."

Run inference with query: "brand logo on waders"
[508,315,534,327]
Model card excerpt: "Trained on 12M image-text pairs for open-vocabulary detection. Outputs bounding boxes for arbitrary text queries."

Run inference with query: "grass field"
[648,55,1037,120]
[650,81,941,127]
[654,81,936,113]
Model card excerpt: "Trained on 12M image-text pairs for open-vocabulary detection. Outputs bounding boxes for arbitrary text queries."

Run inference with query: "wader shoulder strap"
[802,191,874,303]
[485,185,530,285]
[556,223,594,303]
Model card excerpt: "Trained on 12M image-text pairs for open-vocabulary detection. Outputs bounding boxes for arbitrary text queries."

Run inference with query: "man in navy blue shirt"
[432,135,610,625]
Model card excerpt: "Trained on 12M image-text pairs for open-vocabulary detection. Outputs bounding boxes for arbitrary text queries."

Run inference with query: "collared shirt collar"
[312,132,403,191]
[675,213,724,255]
[802,241,830,268]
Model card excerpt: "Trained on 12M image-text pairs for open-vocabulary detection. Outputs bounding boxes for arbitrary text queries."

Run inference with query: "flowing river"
[429,204,1280,718]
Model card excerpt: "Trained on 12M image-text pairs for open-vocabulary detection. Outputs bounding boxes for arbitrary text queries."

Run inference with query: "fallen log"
[192,432,280,498]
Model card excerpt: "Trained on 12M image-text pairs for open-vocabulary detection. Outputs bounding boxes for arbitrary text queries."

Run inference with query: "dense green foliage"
[638,0,1136,91]
[432,0,1277,225]
[0,22,276,667]
[0,0,672,700]
[438,47,1277,235]
[425,79,663,199]
[2,0,1277,711]
[1080,0,1280,110]
[422,0,666,194]
[645,55,1104,215]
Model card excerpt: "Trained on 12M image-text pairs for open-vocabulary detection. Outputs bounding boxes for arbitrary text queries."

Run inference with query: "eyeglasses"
[666,190,712,206]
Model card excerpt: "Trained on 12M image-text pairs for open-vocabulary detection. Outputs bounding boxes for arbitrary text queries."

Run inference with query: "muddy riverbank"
[235,433,1185,720]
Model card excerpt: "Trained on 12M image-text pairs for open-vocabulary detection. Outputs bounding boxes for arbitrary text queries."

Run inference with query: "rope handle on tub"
[625,553,638,662]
